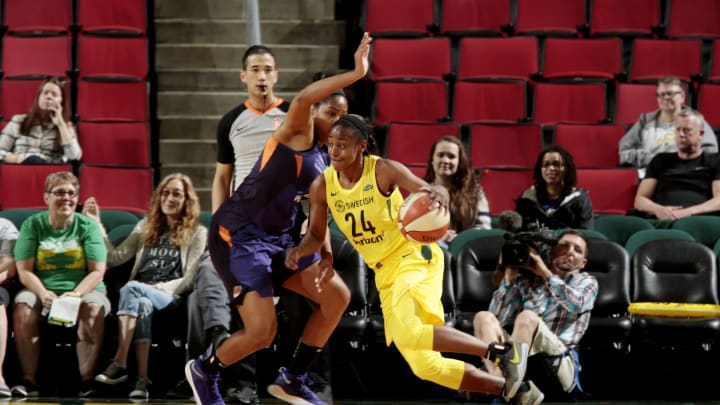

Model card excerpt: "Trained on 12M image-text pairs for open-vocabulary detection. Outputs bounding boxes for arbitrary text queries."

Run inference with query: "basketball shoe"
[497,341,529,399]
[185,357,224,405]
[267,367,328,405]
[511,380,544,405]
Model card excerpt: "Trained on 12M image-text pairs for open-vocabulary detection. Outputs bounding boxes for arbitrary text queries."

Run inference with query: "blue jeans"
[117,280,175,342]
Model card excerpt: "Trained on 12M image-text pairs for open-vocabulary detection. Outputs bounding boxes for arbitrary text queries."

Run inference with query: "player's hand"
[354,32,372,77]
[285,247,302,270]
[48,101,64,126]
[420,185,450,215]
[82,197,101,222]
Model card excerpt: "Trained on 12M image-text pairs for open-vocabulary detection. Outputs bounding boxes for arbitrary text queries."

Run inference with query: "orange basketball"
[398,192,451,244]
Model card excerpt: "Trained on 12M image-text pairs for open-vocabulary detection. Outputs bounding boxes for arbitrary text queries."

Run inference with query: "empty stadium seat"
[77,0,148,35]
[2,35,71,79]
[372,80,448,125]
[577,168,638,215]
[697,83,720,129]
[594,214,654,246]
[514,0,586,36]
[369,37,450,81]
[4,0,72,34]
[457,37,539,81]
[362,0,435,37]
[0,164,72,210]
[631,239,720,350]
[453,80,528,123]
[710,40,720,81]
[533,82,607,125]
[670,215,720,249]
[76,80,149,122]
[666,0,720,39]
[78,165,153,214]
[479,169,534,215]
[588,0,660,37]
[77,35,149,80]
[554,124,624,168]
[77,122,151,166]
[440,0,511,36]
[629,39,702,82]
[541,38,623,80]
[624,228,695,258]
[468,123,541,168]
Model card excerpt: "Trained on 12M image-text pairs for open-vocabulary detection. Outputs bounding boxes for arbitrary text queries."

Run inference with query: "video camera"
[501,222,558,270]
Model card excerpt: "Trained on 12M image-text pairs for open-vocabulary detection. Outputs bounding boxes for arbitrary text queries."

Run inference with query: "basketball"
[398,192,451,244]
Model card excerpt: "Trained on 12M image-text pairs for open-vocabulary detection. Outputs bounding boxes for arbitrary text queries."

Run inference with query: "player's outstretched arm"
[285,176,330,270]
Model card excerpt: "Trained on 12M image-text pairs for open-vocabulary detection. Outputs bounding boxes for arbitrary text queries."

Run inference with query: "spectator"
[516,145,594,230]
[474,230,598,397]
[0,77,81,164]
[0,218,19,397]
[86,173,207,399]
[619,76,717,177]
[423,135,490,247]
[633,109,720,220]
[11,171,109,398]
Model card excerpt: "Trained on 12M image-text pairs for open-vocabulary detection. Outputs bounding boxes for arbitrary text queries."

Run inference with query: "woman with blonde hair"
[83,173,207,399]
[0,77,81,164]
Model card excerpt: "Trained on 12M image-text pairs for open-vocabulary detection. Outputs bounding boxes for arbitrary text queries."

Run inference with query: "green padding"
[624,229,695,258]
[670,215,720,248]
[200,210,212,229]
[448,228,506,257]
[100,209,140,233]
[594,214,654,245]
[0,208,42,229]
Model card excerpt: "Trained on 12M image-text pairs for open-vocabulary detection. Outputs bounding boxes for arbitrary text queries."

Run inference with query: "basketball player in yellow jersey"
[285,114,544,405]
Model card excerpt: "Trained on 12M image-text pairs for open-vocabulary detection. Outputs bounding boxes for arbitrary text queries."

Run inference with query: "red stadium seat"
[370,38,451,81]
[453,80,528,123]
[440,0,511,36]
[541,38,623,80]
[77,122,151,166]
[0,164,72,210]
[4,0,72,34]
[698,83,720,129]
[588,0,660,37]
[77,81,149,122]
[479,169,534,215]
[577,168,638,214]
[629,39,702,82]
[614,82,664,127]
[77,0,147,35]
[533,82,607,125]
[457,37,539,81]
[554,124,625,168]
[362,0,435,37]
[667,0,720,39]
[514,0,586,36]
[2,35,71,79]
[1,79,71,120]
[77,35,149,80]
[710,40,720,81]
[372,80,448,125]
[469,123,542,168]
[385,122,460,166]
[79,165,153,214]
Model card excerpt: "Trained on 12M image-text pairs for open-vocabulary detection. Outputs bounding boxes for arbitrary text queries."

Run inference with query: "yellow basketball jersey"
[324,155,407,269]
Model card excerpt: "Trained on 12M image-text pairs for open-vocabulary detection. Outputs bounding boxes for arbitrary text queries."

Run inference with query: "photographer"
[473,230,598,397]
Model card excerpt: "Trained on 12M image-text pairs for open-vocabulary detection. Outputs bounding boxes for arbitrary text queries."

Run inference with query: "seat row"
[371,37,720,84]
[0,164,153,214]
[370,76,720,129]
[363,0,720,40]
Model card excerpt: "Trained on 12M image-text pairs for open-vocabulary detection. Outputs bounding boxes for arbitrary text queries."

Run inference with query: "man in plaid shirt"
[474,229,598,397]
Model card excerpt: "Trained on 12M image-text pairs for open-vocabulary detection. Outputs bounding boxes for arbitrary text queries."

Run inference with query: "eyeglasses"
[657,91,683,98]
[542,161,565,169]
[48,190,77,198]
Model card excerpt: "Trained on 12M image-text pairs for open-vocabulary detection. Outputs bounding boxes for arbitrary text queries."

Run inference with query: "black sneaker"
[129,377,151,399]
[497,341,529,399]
[224,386,259,405]
[95,362,128,385]
[79,380,97,398]
[11,380,38,398]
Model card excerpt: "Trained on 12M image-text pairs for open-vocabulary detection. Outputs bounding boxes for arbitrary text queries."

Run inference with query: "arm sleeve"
[81,218,108,263]
[618,116,644,167]
[701,121,718,154]
[474,190,492,230]
[577,190,595,229]
[216,110,236,164]
[172,226,208,296]
[106,220,144,267]
[0,119,20,162]
[13,217,39,262]
[547,273,599,313]
[62,123,82,161]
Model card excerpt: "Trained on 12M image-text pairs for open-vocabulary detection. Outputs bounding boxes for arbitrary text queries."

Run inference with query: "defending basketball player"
[285,115,544,405]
